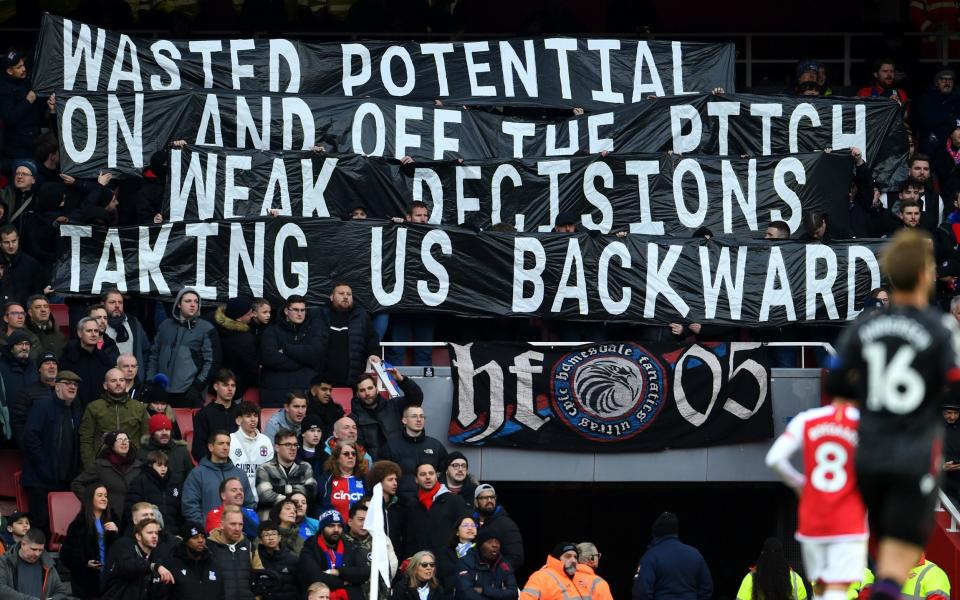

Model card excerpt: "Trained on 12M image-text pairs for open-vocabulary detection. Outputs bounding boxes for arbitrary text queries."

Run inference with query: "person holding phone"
[60,484,120,599]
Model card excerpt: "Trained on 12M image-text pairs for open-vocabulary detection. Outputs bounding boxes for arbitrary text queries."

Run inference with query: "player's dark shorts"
[856,464,939,547]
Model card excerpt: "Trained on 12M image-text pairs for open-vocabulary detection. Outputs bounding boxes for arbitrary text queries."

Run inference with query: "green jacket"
[78,393,148,468]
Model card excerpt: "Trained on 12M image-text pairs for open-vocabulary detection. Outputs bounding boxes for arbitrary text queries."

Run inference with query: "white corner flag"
[367,482,391,600]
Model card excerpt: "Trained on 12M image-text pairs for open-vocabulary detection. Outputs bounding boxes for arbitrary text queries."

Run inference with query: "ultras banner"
[446,341,772,451]
[56,91,907,188]
[52,218,884,326]
[161,149,854,238]
[33,14,735,109]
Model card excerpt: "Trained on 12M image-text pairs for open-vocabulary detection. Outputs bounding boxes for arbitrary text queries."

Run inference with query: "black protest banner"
[34,14,735,109]
[57,91,906,189]
[53,218,884,327]
[447,341,772,452]
[161,148,853,238]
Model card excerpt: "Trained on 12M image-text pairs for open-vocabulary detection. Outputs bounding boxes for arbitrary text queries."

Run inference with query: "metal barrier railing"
[379,341,835,368]
[938,490,960,533]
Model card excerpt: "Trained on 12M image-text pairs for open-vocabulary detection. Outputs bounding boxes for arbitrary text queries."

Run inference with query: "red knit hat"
[148,413,173,434]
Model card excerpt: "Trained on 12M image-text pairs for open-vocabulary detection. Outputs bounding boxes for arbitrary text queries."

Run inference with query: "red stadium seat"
[0,450,23,498]
[49,303,70,337]
[174,408,194,441]
[243,387,260,405]
[48,492,81,552]
[261,408,280,425]
[14,471,27,511]
[432,346,451,366]
[332,388,353,414]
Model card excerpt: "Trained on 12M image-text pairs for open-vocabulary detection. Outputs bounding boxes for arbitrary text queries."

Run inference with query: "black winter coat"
[297,535,367,594]
[212,306,260,395]
[10,379,53,446]
[207,534,257,600]
[255,545,300,600]
[71,456,143,520]
[1,250,47,305]
[350,378,423,460]
[473,507,524,571]
[258,316,324,407]
[125,467,184,536]
[161,544,225,600]
[0,73,47,159]
[314,303,380,387]
[191,400,240,462]
[59,338,118,407]
[453,549,518,600]
[137,436,193,486]
[403,489,470,559]
[0,351,37,415]
[100,539,164,600]
[20,391,82,488]
[307,392,345,441]
[392,583,444,600]
[60,513,120,598]
[380,430,449,500]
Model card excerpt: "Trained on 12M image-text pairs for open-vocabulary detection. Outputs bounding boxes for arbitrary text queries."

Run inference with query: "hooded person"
[454,527,519,600]
[0,329,38,408]
[0,51,50,161]
[146,287,216,408]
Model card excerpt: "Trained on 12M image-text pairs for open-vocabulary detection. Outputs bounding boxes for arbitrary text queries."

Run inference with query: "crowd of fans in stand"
[0,12,956,596]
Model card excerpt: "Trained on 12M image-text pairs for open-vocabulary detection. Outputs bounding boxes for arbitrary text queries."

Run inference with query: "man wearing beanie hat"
[520,542,580,600]
[298,509,353,599]
[79,367,149,468]
[441,451,478,500]
[473,483,524,571]
[9,347,56,445]
[631,512,713,600]
[456,527,518,600]
[0,326,38,409]
[137,411,194,485]
[917,68,960,156]
[161,521,224,600]
[25,295,66,357]
[210,296,259,397]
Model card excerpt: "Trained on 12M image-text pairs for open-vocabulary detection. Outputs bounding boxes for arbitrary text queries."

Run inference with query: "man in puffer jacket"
[160,523,224,600]
[252,520,300,600]
[258,294,324,407]
[146,288,216,408]
[207,506,263,600]
[210,297,259,397]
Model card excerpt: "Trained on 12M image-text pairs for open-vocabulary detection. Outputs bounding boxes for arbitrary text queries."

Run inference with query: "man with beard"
[520,543,582,600]
[404,462,470,558]
[161,523,223,600]
[25,295,65,356]
[340,502,398,600]
[78,368,148,468]
[455,529,519,600]
[100,519,174,599]
[440,452,478,501]
[253,520,299,600]
[298,509,365,598]
[146,287,216,408]
[472,484,524,571]
[308,374,344,440]
[8,346,49,446]
[350,372,423,461]
[207,506,263,600]
[0,302,41,360]
[102,289,150,371]
[137,413,193,486]
[857,57,909,107]
[316,283,381,387]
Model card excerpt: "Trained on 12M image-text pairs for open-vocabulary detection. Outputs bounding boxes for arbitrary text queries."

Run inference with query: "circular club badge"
[549,343,668,442]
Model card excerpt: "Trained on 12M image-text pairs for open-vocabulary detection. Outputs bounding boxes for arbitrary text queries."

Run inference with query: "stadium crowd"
[0,5,958,597]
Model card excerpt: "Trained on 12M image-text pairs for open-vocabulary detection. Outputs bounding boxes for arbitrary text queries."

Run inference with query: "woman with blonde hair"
[393,550,443,600]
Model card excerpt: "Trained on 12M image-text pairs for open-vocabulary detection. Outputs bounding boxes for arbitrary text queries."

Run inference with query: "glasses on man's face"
[278,442,299,448]
[449,463,467,470]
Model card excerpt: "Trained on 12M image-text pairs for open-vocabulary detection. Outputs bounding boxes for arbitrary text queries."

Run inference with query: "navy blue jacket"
[21,391,82,487]
[632,535,713,600]
[453,548,518,600]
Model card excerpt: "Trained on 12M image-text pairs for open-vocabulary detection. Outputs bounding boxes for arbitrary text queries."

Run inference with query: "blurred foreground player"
[765,397,866,600]
[827,228,960,600]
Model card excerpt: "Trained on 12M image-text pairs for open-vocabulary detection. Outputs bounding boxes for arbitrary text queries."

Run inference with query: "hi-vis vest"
[737,570,808,600]
[848,563,951,600]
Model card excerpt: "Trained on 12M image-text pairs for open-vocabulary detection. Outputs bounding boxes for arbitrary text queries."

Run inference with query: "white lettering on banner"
[450,343,508,442]
[352,102,386,156]
[551,238,588,315]
[707,101,740,155]
[509,351,550,431]
[62,96,97,164]
[93,229,126,294]
[463,42,496,97]
[632,41,665,99]
[587,113,615,154]
[490,164,522,227]
[805,244,839,320]
[502,122,536,158]
[588,39,624,104]
[260,158,291,215]
[107,34,143,91]
[582,161,614,233]
[138,225,172,295]
[395,104,423,159]
[644,243,689,318]
[282,98,315,150]
[196,94,224,146]
[670,104,702,154]
[381,45,416,96]
[184,223,219,298]
[63,19,106,91]
[789,103,821,153]
[371,226,406,306]
[759,246,796,322]
[672,159,709,228]
[545,121,578,156]
[544,38,577,100]
[699,246,747,320]
[61,225,92,292]
[169,150,218,221]
[412,168,444,224]
[598,242,632,315]
[229,222,265,298]
[236,96,271,149]
[274,223,308,296]
[419,229,452,306]
[499,40,538,98]
[419,43,453,96]
[268,39,300,93]
[456,166,482,224]
[536,160,571,232]
[512,237,546,312]
[187,40,223,88]
[750,103,783,155]
[433,109,461,159]
[341,43,371,96]
[107,94,143,169]
[149,40,181,90]
[846,245,881,320]
[720,159,758,233]
[301,158,338,217]
[771,157,804,233]
[832,104,866,158]
[626,160,665,235]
